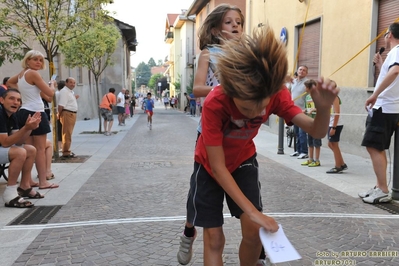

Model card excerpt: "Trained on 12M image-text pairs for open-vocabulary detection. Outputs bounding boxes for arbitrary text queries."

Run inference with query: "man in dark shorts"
[359,22,399,204]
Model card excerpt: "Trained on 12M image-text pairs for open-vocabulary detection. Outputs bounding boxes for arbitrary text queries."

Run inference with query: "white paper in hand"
[259,225,301,264]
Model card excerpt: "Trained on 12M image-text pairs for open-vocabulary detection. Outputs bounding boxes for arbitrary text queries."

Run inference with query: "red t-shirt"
[195,85,302,175]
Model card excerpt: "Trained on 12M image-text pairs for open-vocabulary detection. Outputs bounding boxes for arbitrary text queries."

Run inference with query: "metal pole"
[277,117,284,154]
[392,125,399,200]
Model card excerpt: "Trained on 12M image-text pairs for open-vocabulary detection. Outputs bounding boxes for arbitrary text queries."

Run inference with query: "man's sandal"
[5,196,34,208]
[17,187,45,199]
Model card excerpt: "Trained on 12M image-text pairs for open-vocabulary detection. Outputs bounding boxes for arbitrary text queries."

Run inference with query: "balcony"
[165,32,174,44]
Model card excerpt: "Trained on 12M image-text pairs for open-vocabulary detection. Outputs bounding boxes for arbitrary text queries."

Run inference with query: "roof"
[186,0,209,16]
[113,18,137,52]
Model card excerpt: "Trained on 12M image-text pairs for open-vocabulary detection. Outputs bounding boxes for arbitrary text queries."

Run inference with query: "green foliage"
[173,74,182,94]
[135,62,151,86]
[147,58,156,68]
[60,22,120,78]
[148,73,163,90]
[157,59,163,66]
[0,0,112,67]
[185,74,194,94]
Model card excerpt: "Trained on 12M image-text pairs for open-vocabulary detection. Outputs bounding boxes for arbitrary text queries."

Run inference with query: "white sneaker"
[177,230,196,265]
[290,151,299,157]
[358,186,376,198]
[362,188,391,204]
[297,153,309,159]
[149,124,152,130]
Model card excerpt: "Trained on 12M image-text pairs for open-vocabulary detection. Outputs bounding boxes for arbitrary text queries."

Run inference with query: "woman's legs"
[32,134,58,188]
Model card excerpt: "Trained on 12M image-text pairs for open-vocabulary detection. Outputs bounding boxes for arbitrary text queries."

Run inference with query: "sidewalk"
[0,103,397,265]
[0,114,139,266]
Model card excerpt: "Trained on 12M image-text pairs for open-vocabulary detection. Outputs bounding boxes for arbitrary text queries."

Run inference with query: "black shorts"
[17,109,51,136]
[361,107,399,151]
[186,153,262,228]
[328,125,343,142]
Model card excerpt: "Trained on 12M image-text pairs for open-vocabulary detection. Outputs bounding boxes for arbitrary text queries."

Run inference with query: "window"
[77,67,83,84]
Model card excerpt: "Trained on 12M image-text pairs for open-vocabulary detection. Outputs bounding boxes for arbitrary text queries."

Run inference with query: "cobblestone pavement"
[8,107,399,265]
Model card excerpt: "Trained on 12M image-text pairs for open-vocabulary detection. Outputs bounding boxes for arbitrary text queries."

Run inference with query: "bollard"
[277,117,284,154]
[392,125,399,200]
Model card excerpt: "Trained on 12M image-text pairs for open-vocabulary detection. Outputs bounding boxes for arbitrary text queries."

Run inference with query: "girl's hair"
[215,25,288,105]
[198,4,245,50]
[21,50,46,70]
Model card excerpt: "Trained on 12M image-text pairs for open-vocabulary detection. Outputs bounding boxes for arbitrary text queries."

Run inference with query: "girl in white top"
[7,50,58,190]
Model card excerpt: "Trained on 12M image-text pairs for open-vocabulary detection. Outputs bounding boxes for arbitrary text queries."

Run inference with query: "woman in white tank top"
[7,50,59,190]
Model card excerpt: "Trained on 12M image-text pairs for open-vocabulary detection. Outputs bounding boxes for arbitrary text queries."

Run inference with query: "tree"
[173,74,182,94]
[147,58,156,68]
[157,59,163,66]
[148,73,163,90]
[135,62,151,88]
[60,22,120,133]
[0,0,112,156]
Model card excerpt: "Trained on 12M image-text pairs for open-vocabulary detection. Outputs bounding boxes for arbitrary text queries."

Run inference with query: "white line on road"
[2,212,398,231]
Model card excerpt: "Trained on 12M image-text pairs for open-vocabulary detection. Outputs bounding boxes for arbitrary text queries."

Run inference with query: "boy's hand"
[310,77,339,110]
[252,212,279,233]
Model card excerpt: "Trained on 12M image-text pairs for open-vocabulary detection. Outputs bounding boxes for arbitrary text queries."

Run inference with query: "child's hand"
[252,212,279,233]
[311,77,339,111]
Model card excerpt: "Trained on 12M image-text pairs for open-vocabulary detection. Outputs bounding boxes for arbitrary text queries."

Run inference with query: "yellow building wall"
[249,0,374,87]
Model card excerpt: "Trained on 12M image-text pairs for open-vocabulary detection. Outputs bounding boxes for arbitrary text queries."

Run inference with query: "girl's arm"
[193,49,213,97]
[26,71,55,98]
[6,75,19,89]
[205,145,279,232]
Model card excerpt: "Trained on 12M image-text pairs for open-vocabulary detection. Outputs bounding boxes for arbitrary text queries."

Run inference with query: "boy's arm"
[205,145,279,233]
[292,78,338,138]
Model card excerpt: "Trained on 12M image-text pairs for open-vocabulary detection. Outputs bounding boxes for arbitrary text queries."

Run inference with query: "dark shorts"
[361,108,399,151]
[186,153,262,228]
[307,134,322,147]
[328,125,343,142]
[17,109,51,136]
[117,106,125,114]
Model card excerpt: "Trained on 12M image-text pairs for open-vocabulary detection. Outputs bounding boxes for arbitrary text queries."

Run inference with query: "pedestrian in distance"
[359,22,399,204]
[326,93,348,174]
[129,96,136,117]
[117,88,126,126]
[7,50,59,190]
[289,65,309,159]
[0,77,9,96]
[143,92,154,130]
[58,77,78,159]
[181,25,339,266]
[99,88,117,136]
[300,79,322,167]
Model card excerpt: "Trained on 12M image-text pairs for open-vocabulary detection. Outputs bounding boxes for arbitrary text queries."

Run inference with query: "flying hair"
[215,25,288,105]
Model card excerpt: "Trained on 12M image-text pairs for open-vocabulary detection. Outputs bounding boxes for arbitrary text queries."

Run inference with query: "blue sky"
[106,0,193,67]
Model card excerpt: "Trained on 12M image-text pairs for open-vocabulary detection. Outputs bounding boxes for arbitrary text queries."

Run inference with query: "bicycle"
[285,124,295,148]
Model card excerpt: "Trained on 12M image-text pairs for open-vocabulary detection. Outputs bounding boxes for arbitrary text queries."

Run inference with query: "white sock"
[3,185,19,203]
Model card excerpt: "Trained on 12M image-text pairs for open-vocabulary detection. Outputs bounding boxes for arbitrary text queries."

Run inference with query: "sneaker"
[177,231,196,265]
[257,258,274,266]
[297,153,309,159]
[290,151,299,157]
[358,186,376,198]
[149,124,152,130]
[301,160,312,166]
[326,167,343,174]
[362,188,391,204]
[308,161,320,167]
[341,163,348,170]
